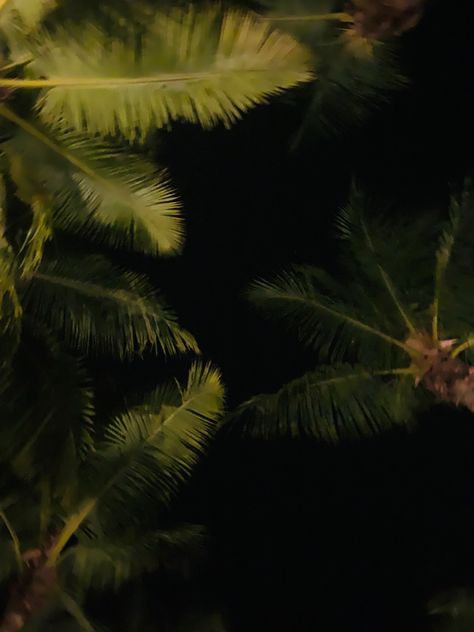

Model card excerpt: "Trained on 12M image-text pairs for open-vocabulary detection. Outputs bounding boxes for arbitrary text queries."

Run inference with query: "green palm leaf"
[18,196,53,276]
[49,362,224,563]
[5,7,313,140]
[1,112,183,255]
[21,254,198,358]
[60,525,205,590]
[0,324,94,490]
[232,363,417,442]
[259,0,405,142]
[248,265,411,367]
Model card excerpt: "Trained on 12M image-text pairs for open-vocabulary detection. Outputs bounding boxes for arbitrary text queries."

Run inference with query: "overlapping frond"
[16,7,313,140]
[60,525,205,590]
[1,116,183,255]
[248,265,409,367]
[232,363,418,442]
[259,0,405,141]
[50,363,224,561]
[335,191,430,335]
[0,324,94,488]
[21,254,198,358]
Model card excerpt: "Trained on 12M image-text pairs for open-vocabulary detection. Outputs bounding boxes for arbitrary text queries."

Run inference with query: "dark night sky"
[95,1,474,629]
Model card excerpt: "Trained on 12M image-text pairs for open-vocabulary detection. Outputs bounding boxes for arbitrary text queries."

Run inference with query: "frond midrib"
[0,66,310,89]
[31,271,156,316]
[259,290,411,353]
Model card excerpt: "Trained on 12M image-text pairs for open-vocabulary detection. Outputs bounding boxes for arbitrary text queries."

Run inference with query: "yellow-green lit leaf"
[50,364,223,560]
[19,196,52,277]
[24,7,313,140]
[1,115,184,256]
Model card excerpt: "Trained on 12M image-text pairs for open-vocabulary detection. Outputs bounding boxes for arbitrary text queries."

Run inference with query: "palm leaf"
[49,363,224,563]
[21,254,198,358]
[248,265,411,367]
[335,191,439,329]
[4,7,313,140]
[0,0,56,31]
[1,112,183,255]
[259,0,405,142]
[59,525,205,590]
[336,191,418,335]
[18,195,52,277]
[433,186,474,341]
[0,323,95,490]
[231,363,418,442]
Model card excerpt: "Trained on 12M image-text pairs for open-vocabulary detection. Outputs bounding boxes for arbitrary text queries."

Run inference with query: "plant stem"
[451,338,474,359]
[262,12,352,23]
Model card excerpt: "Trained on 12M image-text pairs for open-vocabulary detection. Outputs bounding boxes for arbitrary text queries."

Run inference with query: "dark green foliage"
[235,188,474,441]
[260,0,407,143]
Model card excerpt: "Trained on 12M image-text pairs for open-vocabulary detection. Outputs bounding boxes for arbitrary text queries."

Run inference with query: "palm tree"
[233,186,474,442]
[0,361,224,631]
[0,0,311,275]
[259,0,425,142]
[0,1,310,628]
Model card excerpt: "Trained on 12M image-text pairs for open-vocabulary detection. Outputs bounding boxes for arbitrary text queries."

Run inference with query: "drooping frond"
[259,0,405,142]
[0,113,184,255]
[49,363,224,562]
[59,525,205,591]
[0,323,94,490]
[248,265,410,367]
[21,254,198,358]
[5,7,313,140]
[231,363,418,442]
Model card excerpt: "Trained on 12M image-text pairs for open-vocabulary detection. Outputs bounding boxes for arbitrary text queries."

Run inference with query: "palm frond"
[336,191,418,335]
[18,195,52,277]
[231,363,418,442]
[260,0,351,45]
[259,0,405,142]
[6,7,313,140]
[1,113,183,255]
[0,323,95,491]
[21,254,198,358]
[49,363,224,562]
[248,265,410,367]
[59,525,205,591]
[433,186,474,340]
[335,190,438,329]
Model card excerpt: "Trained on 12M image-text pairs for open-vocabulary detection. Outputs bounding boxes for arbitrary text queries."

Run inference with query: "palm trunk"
[422,354,474,412]
[0,548,57,632]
